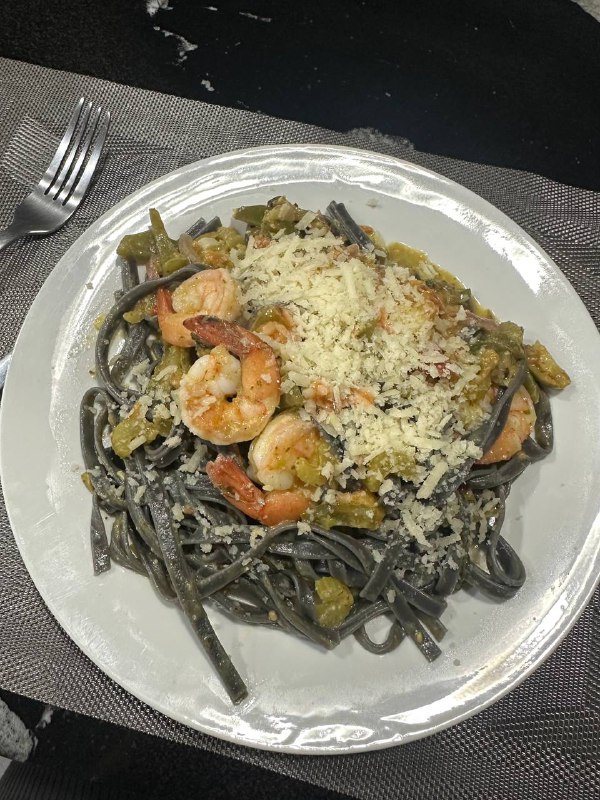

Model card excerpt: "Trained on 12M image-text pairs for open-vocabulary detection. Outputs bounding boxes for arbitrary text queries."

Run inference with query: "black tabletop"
[1,2,599,798]
[2,0,600,190]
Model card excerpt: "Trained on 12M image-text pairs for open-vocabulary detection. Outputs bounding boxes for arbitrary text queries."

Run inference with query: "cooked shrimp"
[478,385,536,465]
[307,378,374,412]
[156,268,241,348]
[206,454,311,526]
[248,411,327,490]
[178,316,280,445]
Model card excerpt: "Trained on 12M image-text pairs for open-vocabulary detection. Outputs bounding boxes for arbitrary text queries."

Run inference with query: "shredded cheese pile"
[232,228,485,504]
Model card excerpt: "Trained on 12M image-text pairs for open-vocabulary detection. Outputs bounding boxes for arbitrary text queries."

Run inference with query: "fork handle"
[0,224,27,253]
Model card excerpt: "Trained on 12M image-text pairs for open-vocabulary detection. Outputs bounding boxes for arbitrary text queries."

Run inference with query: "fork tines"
[40,97,110,208]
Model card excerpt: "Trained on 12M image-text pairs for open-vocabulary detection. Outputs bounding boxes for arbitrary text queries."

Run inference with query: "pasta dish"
[80,196,570,703]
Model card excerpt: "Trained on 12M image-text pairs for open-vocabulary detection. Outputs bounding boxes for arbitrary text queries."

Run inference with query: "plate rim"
[2,142,600,755]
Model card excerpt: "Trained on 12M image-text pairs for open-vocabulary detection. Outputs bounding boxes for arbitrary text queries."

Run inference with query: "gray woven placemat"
[0,57,599,799]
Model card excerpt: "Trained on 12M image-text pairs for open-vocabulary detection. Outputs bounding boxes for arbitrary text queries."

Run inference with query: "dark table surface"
[1,1,599,798]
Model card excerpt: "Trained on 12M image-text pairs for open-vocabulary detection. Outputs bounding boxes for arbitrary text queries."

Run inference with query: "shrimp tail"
[206,454,311,526]
[156,286,174,317]
[206,455,266,517]
[184,315,269,357]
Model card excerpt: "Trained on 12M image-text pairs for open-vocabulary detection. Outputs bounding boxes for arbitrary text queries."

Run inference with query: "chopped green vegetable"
[523,369,541,405]
[310,491,384,530]
[148,344,192,393]
[525,341,571,389]
[279,386,304,410]
[233,204,268,228]
[81,471,94,493]
[314,577,354,628]
[122,293,156,324]
[149,208,178,275]
[474,321,524,359]
[293,438,335,487]
[192,226,246,268]
[364,450,418,491]
[198,226,245,249]
[354,318,378,339]
[386,241,428,273]
[261,196,307,235]
[426,279,471,308]
[162,255,190,275]
[251,305,289,330]
[111,398,172,459]
[461,347,500,427]
[116,230,153,264]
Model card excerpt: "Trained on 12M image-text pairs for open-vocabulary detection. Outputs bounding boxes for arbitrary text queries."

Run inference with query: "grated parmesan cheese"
[416,460,449,500]
[231,230,485,548]
[133,485,146,504]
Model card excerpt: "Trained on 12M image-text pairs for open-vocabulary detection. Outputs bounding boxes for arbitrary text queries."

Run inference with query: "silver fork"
[0,97,110,253]
[0,98,110,391]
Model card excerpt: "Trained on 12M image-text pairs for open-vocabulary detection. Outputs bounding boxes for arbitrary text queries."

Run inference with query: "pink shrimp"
[478,386,536,465]
[156,268,241,348]
[178,316,280,445]
[206,455,311,526]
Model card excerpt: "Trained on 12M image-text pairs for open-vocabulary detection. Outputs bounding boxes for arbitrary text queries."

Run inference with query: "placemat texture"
[0,57,598,800]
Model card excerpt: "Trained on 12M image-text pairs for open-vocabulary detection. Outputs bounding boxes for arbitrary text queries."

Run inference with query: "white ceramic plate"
[2,145,600,755]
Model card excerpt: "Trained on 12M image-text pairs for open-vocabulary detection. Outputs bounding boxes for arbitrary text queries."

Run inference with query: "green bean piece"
[162,254,190,275]
[523,369,541,405]
[149,208,178,275]
[148,344,192,394]
[232,204,268,228]
[525,340,571,389]
[116,230,154,264]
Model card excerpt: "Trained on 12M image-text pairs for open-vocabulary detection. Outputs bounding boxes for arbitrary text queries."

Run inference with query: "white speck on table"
[146,0,172,17]
[35,705,55,731]
[239,10,272,22]
[152,26,198,63]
